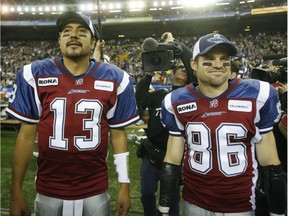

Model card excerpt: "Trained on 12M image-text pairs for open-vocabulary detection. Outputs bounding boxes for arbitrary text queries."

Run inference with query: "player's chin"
[65,51,84,58]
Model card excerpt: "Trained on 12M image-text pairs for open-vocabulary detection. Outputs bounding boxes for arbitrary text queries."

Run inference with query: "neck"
[197,81,230,98]
[63,56,90,76]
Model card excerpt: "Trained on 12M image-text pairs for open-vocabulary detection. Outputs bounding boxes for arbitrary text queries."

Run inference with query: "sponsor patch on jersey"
[67,89,91,94]
[38,77,59,86]
[177,102,197,114]
[201,111,227,118]
[94,81,114,92]
[228,100,252,112]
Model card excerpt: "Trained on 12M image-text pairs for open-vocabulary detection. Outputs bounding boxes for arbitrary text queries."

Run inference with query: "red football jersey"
[7,58,139,199]
[161,79,281,212]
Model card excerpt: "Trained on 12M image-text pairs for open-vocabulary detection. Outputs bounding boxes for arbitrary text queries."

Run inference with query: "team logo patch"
[228,100,252,112]
[75,78,84,85]
[177,102,197,114]
[209,99,219,108]
[38,77,58,86]
[208,34,227,44]
[94,81,114,92]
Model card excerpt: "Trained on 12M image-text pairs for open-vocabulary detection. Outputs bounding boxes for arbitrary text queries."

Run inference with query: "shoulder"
[30,58,55,69]
[238,79,276,92]
[17,58,55,79]
[170,83,194,100]
[95,62,128,82]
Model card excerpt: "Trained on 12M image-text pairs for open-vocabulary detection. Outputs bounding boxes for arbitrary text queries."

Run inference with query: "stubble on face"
[194,49,231,88]
[58,24,94,59]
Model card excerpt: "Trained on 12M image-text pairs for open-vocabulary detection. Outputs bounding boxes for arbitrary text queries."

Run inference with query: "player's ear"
[191,58,197,71]
[58,32,61,45]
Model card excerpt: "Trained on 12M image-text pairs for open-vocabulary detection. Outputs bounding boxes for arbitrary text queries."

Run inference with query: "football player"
[158,33,286,216]
[8,11,139,216]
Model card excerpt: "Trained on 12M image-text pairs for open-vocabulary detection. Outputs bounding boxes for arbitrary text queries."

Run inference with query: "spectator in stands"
[1,31,287,83]
[230,60,240,78]
[7,11,139,216]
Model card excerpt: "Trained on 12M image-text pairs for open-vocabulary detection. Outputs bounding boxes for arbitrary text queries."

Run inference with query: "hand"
[93,40,105,61]
[145,71,155,77]
[95,40,105,51]
[116,183,131,216]
[278,82,287,94]
[161,32,174,44]
[10,189,32,216]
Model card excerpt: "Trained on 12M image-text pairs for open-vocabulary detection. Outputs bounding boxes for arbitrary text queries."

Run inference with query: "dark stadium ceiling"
[1,0,287,41]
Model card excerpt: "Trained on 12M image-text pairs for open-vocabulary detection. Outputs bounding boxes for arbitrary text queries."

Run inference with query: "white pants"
[34,192,110,216]
[182,199,254,216]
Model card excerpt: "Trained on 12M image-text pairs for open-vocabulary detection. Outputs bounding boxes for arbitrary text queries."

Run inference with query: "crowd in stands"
[1,31,287,90]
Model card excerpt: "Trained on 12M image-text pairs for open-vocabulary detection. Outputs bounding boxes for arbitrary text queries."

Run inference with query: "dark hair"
[230,60,240,74]
[173,65,185,74]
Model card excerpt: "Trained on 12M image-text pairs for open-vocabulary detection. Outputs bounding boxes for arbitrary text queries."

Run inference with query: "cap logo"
[207,34,227,44]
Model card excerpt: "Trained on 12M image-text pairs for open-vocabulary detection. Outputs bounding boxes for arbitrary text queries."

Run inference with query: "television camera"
[251,54,287,84]
[141,37,183,72]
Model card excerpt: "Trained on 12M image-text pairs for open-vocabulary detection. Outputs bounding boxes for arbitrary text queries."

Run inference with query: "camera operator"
[265,59,287,172]
[136,32,193,216]
[251,57,287,216]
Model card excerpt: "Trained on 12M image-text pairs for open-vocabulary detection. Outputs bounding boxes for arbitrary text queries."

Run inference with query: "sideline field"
[1,128,145,215]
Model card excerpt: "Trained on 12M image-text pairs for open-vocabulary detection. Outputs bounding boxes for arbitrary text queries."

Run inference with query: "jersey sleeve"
[256,81,281,134]
[108,71,139,128]
[161,92,182,136]
[6,63,40,123]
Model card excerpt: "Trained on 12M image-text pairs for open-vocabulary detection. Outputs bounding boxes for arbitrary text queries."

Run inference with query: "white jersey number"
[186,122,248,177]
[49,98,102,151]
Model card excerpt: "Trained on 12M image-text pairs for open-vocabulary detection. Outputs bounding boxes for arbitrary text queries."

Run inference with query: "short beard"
[65,51,84,59]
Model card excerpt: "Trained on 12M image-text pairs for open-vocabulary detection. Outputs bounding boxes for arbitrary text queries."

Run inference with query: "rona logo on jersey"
[38,78,59,86]
[177,102,197,114]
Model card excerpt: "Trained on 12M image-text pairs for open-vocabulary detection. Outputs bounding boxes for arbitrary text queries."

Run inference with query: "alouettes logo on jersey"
[75,78,84,85]
[209,99,219,108]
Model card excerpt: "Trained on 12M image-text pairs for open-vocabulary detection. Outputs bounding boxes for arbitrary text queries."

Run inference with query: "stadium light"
[182,0,217,7]
[108,3,114,10]
[0,0,263,15]
[153,1,159,7]
[128,1,145,11]
[58,5,65,12]
[128,1,145,9]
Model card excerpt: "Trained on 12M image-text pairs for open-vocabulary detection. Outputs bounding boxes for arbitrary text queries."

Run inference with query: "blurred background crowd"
[1,31,286,96]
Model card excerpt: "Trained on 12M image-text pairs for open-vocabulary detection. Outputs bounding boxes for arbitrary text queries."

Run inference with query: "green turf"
[1,128,146,215]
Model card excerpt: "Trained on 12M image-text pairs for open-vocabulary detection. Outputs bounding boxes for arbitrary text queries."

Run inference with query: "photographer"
[141,32,196,84]
[136,32,193,216]
[251,57,287,216]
